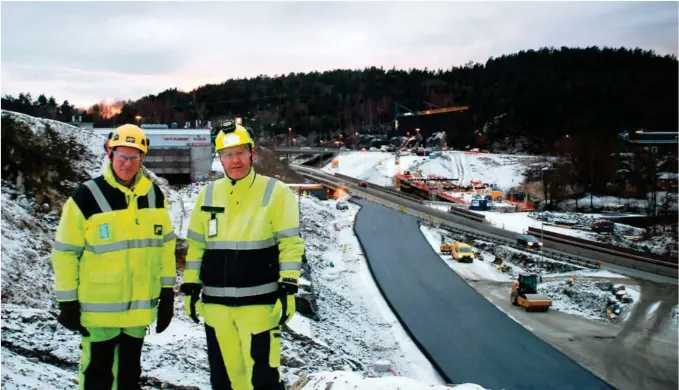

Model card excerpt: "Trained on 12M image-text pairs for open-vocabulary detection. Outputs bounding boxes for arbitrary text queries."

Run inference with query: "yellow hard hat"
[214,120,255,152]
[109,124,149,154]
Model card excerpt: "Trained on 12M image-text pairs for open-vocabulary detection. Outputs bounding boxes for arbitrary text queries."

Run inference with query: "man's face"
[111,146,143,182]
[220,144,252,180]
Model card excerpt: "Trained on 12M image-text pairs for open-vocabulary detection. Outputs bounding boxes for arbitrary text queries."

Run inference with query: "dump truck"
[510,274,552,312]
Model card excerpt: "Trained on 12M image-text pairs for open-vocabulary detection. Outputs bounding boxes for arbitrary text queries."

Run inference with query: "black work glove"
[57,301,90,337]
[155,288,175,333]
[180,283,202,324]
[276,279,299,326]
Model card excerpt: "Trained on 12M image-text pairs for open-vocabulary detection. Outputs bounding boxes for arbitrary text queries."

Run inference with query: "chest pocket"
[84,213,126,254]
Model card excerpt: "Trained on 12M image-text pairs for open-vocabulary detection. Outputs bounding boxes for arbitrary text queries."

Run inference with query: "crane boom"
[416,106,469,116]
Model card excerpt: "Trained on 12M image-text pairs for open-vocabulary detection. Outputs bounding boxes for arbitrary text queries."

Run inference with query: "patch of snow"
[323,151,542,191]
[295,371,485,390]
[211,155,222,172]
[287,314,313,340]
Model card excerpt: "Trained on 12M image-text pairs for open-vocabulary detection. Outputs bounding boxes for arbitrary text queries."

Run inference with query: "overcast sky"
[2,1,677,108]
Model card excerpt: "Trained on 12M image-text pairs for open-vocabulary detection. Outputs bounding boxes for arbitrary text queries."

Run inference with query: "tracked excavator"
[510,274,552,312]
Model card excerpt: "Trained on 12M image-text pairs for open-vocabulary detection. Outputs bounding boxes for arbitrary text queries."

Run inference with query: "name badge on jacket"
[208,219,218,238]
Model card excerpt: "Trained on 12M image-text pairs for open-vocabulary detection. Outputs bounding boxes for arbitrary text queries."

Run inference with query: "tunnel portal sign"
[150,134,211,147]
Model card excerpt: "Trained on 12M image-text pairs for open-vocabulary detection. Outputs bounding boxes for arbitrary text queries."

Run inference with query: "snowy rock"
[596,281,613,291]
[282,354,306,368]
[296,292,318,319]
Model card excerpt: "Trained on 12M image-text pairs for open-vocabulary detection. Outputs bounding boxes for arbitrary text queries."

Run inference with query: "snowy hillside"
[1,112,487,389]
[2,110,105,180]
[1,111,106,309]
[322,151,544,190]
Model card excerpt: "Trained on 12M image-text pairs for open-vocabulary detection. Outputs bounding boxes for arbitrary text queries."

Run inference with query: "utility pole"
[541,166,551,266]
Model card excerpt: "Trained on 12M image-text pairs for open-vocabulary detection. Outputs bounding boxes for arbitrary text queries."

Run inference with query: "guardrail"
[445,207,486,223]
[527,227,678,270]
[422,220,600,269]
[333,173,425,204]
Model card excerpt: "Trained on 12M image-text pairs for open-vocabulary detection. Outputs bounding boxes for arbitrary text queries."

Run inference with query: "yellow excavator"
[510,274,552,312]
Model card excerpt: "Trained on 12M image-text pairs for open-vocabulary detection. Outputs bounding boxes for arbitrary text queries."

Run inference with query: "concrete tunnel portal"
[95,128,213,185]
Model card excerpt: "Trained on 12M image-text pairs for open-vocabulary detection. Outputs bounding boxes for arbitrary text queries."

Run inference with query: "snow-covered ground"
[419,225,512,282]
[322,150,541,191]
[2,112,489,389]
[469,210,676,257]
[540,281,641,322]
[295,372,484,390]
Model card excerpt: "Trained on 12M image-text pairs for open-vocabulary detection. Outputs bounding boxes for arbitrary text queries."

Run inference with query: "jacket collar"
[224,168,257,192]
[103,163,152,197]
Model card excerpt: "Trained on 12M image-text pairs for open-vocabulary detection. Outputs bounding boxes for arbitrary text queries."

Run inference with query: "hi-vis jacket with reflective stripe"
[185,170,304,306]
[51,164,177,328]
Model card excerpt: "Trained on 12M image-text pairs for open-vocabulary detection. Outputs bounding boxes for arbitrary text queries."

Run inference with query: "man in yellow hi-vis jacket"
[51,124,177,390]
[181,120,304,390]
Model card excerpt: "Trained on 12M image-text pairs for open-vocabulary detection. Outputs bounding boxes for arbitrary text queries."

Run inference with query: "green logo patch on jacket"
[98,223,110,240]
[154,224,163,236]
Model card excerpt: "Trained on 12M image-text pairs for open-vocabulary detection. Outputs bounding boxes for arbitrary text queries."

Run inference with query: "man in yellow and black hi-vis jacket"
[181,120,304,390]
[51,124,177,390]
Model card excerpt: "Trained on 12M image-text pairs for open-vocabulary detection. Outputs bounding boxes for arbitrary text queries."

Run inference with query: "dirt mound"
[1,111,102,207]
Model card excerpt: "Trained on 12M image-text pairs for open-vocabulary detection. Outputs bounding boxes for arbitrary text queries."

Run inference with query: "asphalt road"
[473,280,678,390]
[352,198,613,390]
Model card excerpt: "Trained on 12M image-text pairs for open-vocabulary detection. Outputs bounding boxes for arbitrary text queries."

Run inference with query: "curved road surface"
[353,199,613,390]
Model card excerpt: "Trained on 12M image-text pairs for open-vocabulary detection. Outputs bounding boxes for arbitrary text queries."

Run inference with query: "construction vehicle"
[440,242,454,255]
[510,274,552,312]
[451,242,474,263]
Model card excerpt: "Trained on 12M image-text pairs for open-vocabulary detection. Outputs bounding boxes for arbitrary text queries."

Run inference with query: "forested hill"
[3,47,677,146]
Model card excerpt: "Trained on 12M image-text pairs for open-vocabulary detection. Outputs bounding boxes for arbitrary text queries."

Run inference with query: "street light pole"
[540,166,551,266]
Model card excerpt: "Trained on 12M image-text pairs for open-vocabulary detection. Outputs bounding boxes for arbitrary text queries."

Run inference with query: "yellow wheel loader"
[510,274,552,312]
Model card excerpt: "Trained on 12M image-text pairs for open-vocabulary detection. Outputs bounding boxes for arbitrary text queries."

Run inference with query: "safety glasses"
[112,150,142,162]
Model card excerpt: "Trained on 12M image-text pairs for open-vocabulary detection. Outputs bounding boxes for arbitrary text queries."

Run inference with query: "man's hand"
[57,301,90,337]
[155,288,175,333]
[276,279,298,325]
[180,283,202,324]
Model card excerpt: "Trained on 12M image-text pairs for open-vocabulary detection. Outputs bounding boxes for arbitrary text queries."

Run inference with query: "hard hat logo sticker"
[126,136,136,143]
[223,133,240,147]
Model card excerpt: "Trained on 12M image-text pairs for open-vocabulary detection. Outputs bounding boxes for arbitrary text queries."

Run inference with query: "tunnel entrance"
[158,173,192,185]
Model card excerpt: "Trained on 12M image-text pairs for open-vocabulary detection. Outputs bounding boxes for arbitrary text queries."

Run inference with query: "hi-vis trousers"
[79,327,146,390]
[202,303,284,390]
